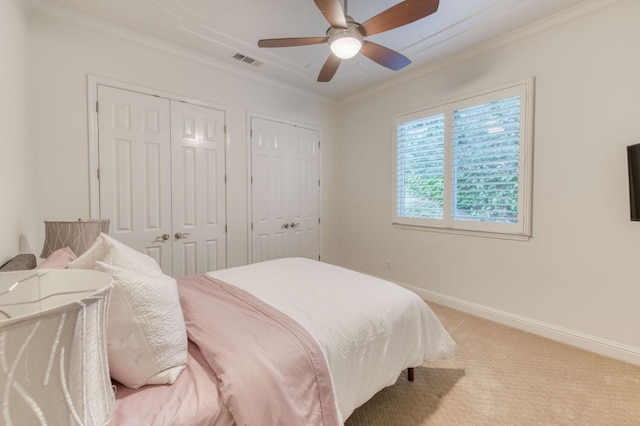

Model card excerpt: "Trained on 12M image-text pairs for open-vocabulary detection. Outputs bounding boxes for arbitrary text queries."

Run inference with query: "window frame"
[392,78,534,240]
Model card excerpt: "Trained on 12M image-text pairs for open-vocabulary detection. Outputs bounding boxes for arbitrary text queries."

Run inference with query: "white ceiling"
[29,0,591,101]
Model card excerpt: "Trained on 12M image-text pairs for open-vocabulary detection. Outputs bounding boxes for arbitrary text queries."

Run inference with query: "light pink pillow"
[38,247,78,269]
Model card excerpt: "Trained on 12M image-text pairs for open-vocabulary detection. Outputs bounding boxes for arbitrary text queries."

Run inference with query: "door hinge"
[318,179,320,186]
[97,168,100,180]
[251,223,254,231]
[250,129,253,138]
[225,225,227,233]
[224,175,227,184]
[95,101,99,113]
[251,176,253,184]
[224,124,227,134]
[318,217,321,225]
[318,255,321,261]
[318,141,320,149]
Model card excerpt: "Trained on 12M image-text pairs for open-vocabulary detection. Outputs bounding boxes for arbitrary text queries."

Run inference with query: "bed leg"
[408,368,414,382]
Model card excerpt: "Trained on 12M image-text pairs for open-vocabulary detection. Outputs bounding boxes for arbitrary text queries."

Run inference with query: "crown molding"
[339,0,634,105]
[27,0,337,106]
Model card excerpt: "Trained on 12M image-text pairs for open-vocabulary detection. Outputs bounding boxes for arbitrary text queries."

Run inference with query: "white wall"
[27,14,339,267]
[334,2,640,359]
[0,0,36,263]
[11,0,640,362]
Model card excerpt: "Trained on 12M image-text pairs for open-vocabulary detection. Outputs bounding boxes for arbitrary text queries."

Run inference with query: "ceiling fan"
[257,0,440,82]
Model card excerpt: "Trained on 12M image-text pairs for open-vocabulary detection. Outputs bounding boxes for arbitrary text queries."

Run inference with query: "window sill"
[392,222,531,242]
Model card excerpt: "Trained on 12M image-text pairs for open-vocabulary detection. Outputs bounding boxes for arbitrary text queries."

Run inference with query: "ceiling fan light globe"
[329,32,362,59]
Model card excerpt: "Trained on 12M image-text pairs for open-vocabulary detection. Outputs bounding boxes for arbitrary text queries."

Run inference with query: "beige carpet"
[346,303,640,425]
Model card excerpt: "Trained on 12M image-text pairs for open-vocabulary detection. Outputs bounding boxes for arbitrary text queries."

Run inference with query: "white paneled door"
[251,117,320,263]
[97,85,173,271]
[170,101,226,277]
[97,85,226,277]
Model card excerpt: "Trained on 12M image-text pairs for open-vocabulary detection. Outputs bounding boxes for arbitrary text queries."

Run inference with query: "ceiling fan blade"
[317,54,341,82]
[361,0,440,36]
[258,37,329,48]
[313,0,347,28]
[360,41,411,71]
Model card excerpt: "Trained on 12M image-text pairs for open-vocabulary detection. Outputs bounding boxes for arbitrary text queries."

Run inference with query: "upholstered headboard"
[0,254,36,272]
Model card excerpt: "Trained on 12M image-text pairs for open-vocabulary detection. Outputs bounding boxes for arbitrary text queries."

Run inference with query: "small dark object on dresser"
[0,254,36,271]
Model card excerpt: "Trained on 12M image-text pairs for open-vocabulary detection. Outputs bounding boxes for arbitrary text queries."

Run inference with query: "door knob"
[175,232,190,239]
[281,223,290,229]
[157,233,170,241]
[290,223,300,228]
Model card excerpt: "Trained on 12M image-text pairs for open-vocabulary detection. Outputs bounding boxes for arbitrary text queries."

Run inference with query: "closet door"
[250,117,320,263]
[171,101,227,277]
[289,125,320,259]
[97,85,227,277]
[98,85,173,272]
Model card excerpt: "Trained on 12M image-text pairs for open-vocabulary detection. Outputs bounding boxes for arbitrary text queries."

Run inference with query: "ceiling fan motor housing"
[327,19,364,59]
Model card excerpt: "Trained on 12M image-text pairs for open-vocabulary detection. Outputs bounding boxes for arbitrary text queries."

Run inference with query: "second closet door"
[250,117,320,263]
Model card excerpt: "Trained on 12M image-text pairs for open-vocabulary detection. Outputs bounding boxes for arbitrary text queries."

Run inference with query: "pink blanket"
[112,274,339,425]
[178,274,339,426]
[112,341,233,426]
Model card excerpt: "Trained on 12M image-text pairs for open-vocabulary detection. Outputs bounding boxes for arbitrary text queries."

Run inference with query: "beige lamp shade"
[0,269,114,425]
[40,219,110,258]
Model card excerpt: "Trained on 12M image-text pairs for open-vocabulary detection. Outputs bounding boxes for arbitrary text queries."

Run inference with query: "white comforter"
[208,258,455,423]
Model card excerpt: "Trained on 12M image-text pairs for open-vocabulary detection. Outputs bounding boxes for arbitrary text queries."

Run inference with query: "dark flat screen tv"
[627,143,640,221]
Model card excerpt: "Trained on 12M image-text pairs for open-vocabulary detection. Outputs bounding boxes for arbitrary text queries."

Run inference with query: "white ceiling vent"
[232,53,263,67]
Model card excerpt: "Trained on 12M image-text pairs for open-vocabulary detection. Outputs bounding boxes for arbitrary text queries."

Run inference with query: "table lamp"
[40,219,110,258]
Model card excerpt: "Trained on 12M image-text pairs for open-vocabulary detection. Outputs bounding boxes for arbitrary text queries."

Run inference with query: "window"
[394,80,533,239]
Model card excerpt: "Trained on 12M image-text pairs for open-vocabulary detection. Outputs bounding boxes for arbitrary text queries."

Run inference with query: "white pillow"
[95,261,187,389]
[68,233,162,273]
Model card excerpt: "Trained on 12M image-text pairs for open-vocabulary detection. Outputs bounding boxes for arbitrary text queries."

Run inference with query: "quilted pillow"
[95,261,187,389]
[37,247,77,269]
[68,233,162,273]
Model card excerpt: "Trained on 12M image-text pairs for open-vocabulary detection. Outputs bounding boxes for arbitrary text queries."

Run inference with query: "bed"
[110,257,455,425]
[25,236,455,425]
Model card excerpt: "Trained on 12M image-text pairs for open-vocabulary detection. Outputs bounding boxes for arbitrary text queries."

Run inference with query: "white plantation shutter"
[452,96,521,223]
[393,80,533,238]
[396,111,445,220]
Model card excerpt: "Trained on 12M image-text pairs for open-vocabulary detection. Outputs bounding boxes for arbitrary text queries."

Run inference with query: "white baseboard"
[401,283,640,367]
